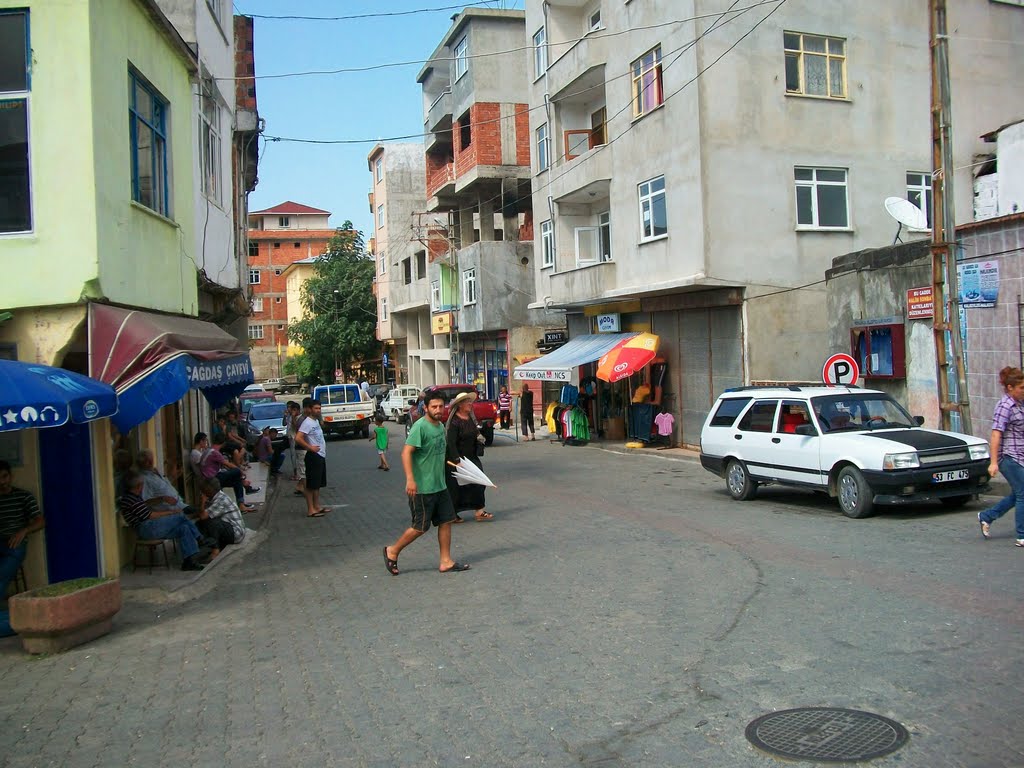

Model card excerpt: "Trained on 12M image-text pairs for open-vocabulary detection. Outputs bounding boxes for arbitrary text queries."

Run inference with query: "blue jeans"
[136,514,200,559]
[0,541,27,597]
[216,468,245,504]
[980,456,1024,539]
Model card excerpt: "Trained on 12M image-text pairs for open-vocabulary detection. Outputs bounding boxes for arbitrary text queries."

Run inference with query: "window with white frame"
[278,216,289,227]
[638,175,667,240]
[599,211,611,261]
[379,252,386,274]
[379,297,388,322]
[206,0,222,25]
[252,296,263,312]
[248,240,259,257]
[430,280,441,311]
[454,36,468,80]
[275,297,282,303]
[784,32,846,99]
[462,267,477,305]
[375,156,383,182]
[588,7,602,32]
[129,69,170,216]
[273,268,282,276]
[906,172,932,229]
[541,220,555,268]
[536,123,550,171]
[248,324,264,340]
[533,26,547,78]
[276,324,284,331]
[249,268,260,284]
[631,46,663,118]
[575,226,600,267]
[0,10,31,233]
[198,78,221,203]
[377,204,384,229]
[794,167,849,228]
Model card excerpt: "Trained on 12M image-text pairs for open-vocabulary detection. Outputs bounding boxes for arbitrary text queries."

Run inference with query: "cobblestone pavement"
[0,423,1021,767]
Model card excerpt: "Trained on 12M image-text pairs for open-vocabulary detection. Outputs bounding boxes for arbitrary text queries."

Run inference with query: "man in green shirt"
[383,393,470,575]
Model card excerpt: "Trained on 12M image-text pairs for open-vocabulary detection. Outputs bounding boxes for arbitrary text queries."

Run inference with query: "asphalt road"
[0,424,1021,767]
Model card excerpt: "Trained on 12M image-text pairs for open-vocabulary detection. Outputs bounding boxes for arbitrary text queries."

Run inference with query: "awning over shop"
[88,303,254,433]
[513,333,638,381]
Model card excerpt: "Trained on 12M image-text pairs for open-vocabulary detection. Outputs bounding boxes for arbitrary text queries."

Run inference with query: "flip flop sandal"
[383,547,400,575]
[440,562,471,573]
[475,511,494,521]
[307,510,326,518]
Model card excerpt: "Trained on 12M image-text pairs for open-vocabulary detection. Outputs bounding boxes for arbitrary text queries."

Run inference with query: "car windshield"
[317,386,361,405]
[811,393,916,432]
[249,403,286,421]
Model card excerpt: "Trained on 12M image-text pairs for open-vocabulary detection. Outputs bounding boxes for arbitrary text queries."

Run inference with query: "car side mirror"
[794,424,817,436]
[914,415,925,426]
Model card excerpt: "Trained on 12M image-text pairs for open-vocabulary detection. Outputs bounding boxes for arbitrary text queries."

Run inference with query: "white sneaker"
[1015,539,1024,548]
[978,513,991,539]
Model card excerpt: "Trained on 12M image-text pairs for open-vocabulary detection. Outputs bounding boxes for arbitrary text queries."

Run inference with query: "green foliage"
[30,577,112,598]
[287,224,379,385]
[282,354,314,385]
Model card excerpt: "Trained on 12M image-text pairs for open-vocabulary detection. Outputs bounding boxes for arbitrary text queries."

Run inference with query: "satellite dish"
[884,197,928,244]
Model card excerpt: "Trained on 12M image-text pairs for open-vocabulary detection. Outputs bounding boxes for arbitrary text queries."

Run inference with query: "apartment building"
[367,143,440,387]
[247,202,336,379]
[524,0,1024,446]
[417,8,550,398]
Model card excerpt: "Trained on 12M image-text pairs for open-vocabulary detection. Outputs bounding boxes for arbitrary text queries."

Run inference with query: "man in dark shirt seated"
[118,470,207,571]
[0,460,45,596]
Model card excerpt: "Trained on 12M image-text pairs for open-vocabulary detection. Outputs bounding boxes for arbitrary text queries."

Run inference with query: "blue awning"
[513,333,638,381]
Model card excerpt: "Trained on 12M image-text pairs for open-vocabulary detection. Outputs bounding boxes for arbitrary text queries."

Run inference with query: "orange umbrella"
[596,333,660,382]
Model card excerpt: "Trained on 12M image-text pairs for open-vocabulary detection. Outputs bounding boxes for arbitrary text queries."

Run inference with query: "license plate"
[933,469,969,483]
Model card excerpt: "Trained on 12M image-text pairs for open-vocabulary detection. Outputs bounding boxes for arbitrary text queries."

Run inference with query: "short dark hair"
[425,393,445,407]
[287,400,299,409]
[193,432,207,447]
[0,460,10,474]
[121,469,143,491]
[301,397,313,409]
[309,398,321,407]
[374,415,384,424]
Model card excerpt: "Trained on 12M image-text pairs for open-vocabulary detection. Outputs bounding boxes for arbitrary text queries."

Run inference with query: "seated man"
[198,477,247,549]
[223,411,249,456]
[190,432,210,475]
[137,449,196,517]
[0,460,45,597]
[200,437,257,512]
[118,469,206,571]
[255,427,285,474]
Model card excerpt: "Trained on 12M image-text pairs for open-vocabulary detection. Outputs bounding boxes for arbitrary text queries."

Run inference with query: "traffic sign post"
[822,353,860,386]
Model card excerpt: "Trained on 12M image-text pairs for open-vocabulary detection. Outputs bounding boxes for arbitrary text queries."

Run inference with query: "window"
[375,157,383,182]
[591,107,607,147]
[248,240,259,257]
[588,8,602,32]
[377,204,384,229]
[416,250,426,279]
[851,323,906,379]
[459,109,472,150]
[738,401,779,433]
[541,220,555,268]
[536,123,550,171]
[278,216,289,227]
[784,32,846,99]
[575,226,600,267]
[0,10,31,233]
[403,257,412,285]
[379,297,388,322]
[638,175,667,240]
[206,0,222,24]
[454,36,468,80]
[247,324,264,340]
[294,241,300,248]
[795,167,849,228]
[431,280,441,311]
[462,267,477,305]
[198,78,221,202]
[275,297,282,303]
[709,397,752,427]
[276,324,284,331]
[273,241,281,248]
[379,252,386,274]
[631,46,663,117]
[533,26,547,78]
[249,269,260,284]
[129,70,169,216]
[599,211,611,261]
[252,296,263,312]
[906,172,932,229]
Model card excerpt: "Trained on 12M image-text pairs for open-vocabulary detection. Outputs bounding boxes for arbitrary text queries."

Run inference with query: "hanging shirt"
[654,411,675,436]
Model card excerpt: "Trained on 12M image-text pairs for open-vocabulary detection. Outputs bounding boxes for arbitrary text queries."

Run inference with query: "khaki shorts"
[295,448,307,479]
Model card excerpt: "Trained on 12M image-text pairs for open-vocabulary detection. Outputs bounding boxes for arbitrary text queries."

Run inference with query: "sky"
[234,0,525,239]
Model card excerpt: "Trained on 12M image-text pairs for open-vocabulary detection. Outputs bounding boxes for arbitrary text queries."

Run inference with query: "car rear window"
[315,385,362,405]
[709,397,752,427]
[249,403,286,420]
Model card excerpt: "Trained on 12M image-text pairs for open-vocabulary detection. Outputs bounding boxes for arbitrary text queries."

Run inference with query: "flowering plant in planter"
[9,577,121,654]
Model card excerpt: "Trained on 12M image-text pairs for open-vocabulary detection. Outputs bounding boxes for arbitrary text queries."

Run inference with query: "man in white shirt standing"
[295,397,329,518]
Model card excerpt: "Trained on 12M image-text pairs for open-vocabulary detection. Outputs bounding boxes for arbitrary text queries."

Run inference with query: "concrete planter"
[9,578,121,654]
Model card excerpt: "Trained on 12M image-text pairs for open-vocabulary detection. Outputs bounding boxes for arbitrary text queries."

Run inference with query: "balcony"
[426,89,452,134]
[547,141,612,205]
[548,260,617,308]
[546,35,608,107]
[427,163,455,199]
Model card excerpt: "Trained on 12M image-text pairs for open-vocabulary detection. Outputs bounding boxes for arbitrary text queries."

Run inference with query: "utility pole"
[929,0,972,434]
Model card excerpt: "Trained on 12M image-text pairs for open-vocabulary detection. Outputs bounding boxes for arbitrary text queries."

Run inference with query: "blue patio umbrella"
[0,360,118,433]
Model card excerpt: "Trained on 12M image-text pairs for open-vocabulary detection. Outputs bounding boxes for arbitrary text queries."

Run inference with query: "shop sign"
[958,260,999,308]
[431,311,453,334]
[595,313,620,333]
[514,368,571,381]
[544,330,567,345]
[906,287,933,319]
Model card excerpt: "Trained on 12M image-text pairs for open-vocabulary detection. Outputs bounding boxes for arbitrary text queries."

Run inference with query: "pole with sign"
[822,353,860,386]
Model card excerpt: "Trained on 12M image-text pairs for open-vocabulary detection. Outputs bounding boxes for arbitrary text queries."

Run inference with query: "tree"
[287,224,378,385]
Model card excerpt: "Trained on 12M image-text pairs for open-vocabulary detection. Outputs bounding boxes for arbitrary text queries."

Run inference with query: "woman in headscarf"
[445,391,493,522]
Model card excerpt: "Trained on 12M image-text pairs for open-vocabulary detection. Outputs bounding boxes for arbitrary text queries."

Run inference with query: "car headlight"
[969,445,990,461]
[883,452,920,470]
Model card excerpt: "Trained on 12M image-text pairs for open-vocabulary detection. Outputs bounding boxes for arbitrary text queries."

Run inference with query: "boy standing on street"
[371,415,390,471]
[382,393,470,575]
[295,398,329,518]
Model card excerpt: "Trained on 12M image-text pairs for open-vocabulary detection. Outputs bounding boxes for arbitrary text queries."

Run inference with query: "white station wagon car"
[699,386,991,518]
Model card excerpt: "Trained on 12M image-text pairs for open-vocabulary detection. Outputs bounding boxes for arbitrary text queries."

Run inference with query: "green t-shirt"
[374,425,389,451]
[405,417,447,494]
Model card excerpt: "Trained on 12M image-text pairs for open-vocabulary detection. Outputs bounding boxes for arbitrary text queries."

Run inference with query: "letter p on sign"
[822,353,860,386]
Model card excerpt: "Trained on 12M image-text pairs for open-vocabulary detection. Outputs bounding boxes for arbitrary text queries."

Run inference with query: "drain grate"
[745,707,909,762]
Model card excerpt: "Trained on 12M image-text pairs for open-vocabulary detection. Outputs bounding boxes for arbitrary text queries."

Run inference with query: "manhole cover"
[745,707,909,762]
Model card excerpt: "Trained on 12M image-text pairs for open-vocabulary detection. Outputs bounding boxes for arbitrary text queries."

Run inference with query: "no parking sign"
[822,353,859,386]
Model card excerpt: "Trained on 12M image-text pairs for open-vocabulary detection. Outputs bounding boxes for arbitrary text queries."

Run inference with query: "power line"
[242,0,511,22]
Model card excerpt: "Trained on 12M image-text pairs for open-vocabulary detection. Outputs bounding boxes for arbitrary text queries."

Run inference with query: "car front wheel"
[836,466,875,518]
[726,459,757,501]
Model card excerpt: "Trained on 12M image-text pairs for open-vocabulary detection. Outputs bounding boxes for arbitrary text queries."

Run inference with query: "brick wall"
[233,17,256,111]
[514,104,531,167]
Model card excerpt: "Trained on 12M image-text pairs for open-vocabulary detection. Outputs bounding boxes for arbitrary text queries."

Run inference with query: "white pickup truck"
[311,383,372,439]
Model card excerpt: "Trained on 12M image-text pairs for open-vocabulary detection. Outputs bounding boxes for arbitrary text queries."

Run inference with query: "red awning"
[89,303,247,389]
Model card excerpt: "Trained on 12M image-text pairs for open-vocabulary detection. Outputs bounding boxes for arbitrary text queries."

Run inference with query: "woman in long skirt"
[445,392,493,522]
